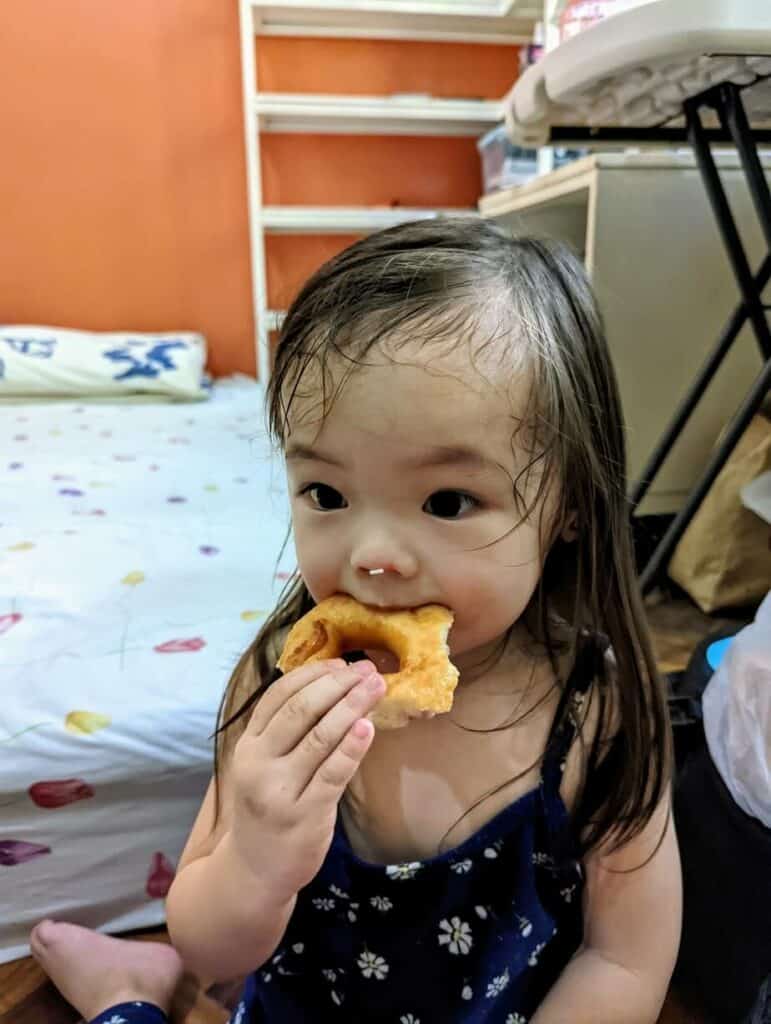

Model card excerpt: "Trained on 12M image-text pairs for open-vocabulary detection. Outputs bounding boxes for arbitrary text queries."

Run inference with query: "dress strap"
[541,633,607,790]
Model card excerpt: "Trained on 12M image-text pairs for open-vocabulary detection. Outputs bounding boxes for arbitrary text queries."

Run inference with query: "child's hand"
[228,659,385,903]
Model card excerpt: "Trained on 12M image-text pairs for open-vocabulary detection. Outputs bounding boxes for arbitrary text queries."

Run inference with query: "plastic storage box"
[477,124,586,194]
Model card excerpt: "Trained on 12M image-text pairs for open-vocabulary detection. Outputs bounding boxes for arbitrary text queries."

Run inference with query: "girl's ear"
[561,511,578,543]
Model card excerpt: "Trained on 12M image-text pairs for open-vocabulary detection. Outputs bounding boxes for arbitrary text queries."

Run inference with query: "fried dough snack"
[277,594,459,729]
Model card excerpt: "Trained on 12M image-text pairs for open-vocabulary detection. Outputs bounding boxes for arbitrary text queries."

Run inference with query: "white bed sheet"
[0,377,294,963]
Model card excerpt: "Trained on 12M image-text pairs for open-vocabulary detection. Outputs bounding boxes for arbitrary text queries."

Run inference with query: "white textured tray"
[505,0,771,147]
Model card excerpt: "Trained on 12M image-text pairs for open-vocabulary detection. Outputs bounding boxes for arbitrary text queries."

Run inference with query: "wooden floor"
[0,594,726,1024]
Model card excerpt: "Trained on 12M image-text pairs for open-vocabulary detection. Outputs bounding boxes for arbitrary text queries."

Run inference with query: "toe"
[31,919,57,948]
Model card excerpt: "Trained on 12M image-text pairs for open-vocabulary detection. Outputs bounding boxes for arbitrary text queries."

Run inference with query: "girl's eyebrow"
[285,442,494,471]
[285,443,342,467]
[403,445,495,470]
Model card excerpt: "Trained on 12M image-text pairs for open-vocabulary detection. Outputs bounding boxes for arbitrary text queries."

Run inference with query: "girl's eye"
[301,483,347,511]
[423,490,479,519]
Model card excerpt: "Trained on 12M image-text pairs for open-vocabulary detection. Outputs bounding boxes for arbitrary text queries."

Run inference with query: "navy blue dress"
[91,641,598,1024]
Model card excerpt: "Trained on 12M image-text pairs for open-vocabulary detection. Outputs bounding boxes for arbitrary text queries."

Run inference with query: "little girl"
[31,220,681,1023]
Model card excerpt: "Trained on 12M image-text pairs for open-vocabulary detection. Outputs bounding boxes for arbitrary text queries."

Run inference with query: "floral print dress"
[227,640,602,1024]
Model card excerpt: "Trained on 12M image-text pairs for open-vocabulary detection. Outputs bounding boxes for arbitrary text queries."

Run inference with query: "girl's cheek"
[295,544,338,601]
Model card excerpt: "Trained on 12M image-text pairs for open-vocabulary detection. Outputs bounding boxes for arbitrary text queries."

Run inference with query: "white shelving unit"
[239,0,536,380]
[252,1,541,44]
[254,93,503,135]
[262,205,481,232]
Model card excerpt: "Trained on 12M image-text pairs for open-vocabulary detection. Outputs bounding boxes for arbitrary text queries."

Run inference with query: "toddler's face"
[284,347,559,674]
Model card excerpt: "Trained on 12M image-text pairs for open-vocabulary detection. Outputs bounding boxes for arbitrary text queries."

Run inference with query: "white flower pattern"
[450,858,472,874]
[437,917,473,955]
[105,1017,128,1024]
[531,852,554,867]
[506,1015,528,1024]
[400,1015,421,1024]
[370,895,393,911]
[358,950,390,980]
[386,862,422,881]
[528,942,546,967]
[486,967,510,998]
[312,897,335,911]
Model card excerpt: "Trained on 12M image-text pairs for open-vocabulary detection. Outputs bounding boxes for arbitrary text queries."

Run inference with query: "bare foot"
[30,920,183,1021]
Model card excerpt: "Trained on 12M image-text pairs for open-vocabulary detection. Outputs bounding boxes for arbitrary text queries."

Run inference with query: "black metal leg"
[686,94,771,361]
[636,84,771,593]
[721,82,771,258]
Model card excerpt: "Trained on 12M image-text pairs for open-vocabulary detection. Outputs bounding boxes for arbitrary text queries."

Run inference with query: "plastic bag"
[703,591,771,828]
[742,469,771,525]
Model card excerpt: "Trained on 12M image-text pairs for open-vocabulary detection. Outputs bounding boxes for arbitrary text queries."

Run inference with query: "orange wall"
[258,36,518,328]
[257,37,518,98]
[263,134,484,306]
[0,0,255,377]
[0,9,518,378]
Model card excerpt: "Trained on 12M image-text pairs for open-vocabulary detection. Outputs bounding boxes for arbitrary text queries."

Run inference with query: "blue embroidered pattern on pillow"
[0,334,58,380]
[1,335,58,358]
[102,340,188,381]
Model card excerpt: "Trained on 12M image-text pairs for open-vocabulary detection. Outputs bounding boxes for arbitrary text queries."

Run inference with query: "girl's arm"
[165,659,386,983]
[165,779,297,983]
[532,795,682,1024]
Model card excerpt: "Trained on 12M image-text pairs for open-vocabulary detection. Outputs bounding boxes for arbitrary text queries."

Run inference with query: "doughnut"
[277,594,459,729]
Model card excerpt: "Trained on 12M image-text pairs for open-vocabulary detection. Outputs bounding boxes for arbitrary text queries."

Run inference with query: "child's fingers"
[288,674,386,791]
[245,659,348,737]
[303,717,376,802]
[259,663,378,756]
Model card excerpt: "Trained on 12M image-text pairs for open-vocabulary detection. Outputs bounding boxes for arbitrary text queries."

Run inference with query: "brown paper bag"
[668,412,771,612]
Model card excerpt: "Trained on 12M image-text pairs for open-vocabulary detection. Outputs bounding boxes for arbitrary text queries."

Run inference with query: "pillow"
[0,326,209,399]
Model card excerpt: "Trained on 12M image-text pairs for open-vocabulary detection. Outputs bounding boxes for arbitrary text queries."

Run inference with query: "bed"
[0,372,294,963]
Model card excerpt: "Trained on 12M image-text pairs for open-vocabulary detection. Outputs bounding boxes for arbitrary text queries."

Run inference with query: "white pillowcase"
[0,326,209,400]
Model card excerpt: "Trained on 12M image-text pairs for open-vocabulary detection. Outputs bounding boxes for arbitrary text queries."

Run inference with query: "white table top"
[505,0,771,147]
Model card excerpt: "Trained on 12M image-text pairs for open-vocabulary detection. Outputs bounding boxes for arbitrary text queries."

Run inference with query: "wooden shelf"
[253,92,503,135]
[262,205,478,232]
[250,0,539,44]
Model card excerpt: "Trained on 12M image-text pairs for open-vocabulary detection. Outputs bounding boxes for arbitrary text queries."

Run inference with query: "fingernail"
[353,660,376,676]
[364,672,384,691]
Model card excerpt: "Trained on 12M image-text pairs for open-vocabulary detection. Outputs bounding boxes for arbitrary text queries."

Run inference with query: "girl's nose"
[351,539,418,580]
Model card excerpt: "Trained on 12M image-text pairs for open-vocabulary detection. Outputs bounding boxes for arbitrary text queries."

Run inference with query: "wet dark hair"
[213,218,672,858]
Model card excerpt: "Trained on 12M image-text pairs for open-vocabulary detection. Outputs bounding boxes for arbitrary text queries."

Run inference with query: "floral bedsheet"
[0,377,293,962]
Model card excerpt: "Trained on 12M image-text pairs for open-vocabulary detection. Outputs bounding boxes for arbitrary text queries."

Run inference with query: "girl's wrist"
[218,829,299,915]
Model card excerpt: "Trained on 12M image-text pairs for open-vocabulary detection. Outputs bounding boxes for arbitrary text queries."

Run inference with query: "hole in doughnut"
[343,646,401,675]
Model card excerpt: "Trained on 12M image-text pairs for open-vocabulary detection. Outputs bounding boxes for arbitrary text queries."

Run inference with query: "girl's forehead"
[285,351,530,454]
